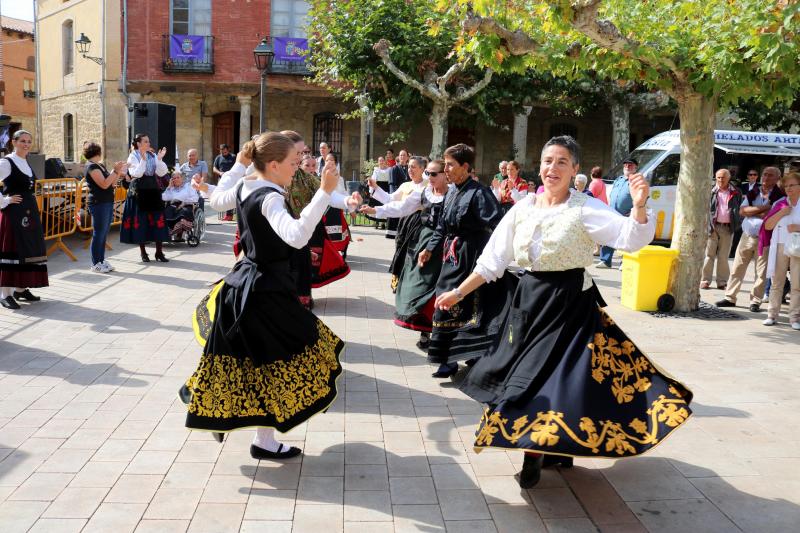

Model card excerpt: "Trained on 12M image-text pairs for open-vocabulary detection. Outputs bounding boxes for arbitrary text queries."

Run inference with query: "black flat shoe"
[542,455,573,468]
[154,253,169,262]
[250,443,302,460]
[1,296,21,310]
[516,453,543,488]
[212,432,225,443]
[178,384,192,405]
[431,363,459,378]
[13,289,40,302]
[141,252,151,263]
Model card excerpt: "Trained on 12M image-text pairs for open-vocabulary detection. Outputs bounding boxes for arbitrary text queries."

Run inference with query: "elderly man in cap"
[597,157,639,268]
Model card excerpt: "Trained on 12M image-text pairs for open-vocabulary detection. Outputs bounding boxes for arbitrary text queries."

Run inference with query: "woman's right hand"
[320,160,338,194]
[236,150,252,167]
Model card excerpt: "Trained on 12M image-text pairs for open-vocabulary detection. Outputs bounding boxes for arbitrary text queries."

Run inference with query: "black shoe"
[250,443,302,460]
[178,384,192,405]
[212,432,225,443]
[715,299,735,308]
[141,252,151,263]
[1,296,21,310]
[13,289,40,302]
[542,455,573,468]
[516,453,543,488]
[749,303,761,312]
[154,252,169,263]
[431,363,459,378]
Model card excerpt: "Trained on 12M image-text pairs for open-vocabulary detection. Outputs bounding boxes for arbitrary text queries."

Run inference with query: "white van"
[605,129,800,241]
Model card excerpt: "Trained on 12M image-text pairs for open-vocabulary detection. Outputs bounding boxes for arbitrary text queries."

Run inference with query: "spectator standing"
[761,172,800,329]
[740,169,760,196]
[700,169,742,289]
[179,149,208,184]
[84,142,126,273]
[0,130,48,310]
[212,144,236,185]
[717,167,783,311]
[597,158,638,268]
[588,166,608,204]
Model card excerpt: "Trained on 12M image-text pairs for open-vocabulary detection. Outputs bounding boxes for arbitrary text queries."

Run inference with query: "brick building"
[35,0,673,178]
[1,16,37,151]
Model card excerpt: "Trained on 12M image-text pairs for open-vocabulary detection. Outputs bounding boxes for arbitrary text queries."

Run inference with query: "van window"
[650,153,681,186]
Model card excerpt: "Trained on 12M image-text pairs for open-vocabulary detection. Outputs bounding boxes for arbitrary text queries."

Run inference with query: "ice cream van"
[604,129,800,241]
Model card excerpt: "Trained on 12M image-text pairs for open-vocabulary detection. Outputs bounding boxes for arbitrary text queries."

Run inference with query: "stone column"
[238,96,252,150]
[512,105,533,166]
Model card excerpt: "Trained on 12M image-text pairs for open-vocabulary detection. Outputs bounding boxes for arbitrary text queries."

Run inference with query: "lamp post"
[253,37,275,133]
[74,33,104,65]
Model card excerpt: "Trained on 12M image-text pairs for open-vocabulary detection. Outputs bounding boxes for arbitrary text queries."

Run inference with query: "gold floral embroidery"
[589,310,654,404]
[475,393,690,456]
[186,321,342,423]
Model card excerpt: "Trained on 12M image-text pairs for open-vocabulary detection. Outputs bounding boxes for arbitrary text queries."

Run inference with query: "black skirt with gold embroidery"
[186,280,344,433]
[460,268,692,458]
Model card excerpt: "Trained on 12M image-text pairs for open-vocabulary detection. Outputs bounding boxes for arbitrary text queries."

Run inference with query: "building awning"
[714,143,800,157]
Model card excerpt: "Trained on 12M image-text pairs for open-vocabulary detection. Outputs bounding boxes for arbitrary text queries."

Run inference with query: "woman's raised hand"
[320,160,338,194]
[629,173,650,206]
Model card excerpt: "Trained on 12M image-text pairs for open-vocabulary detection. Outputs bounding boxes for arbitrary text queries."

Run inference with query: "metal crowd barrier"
[34,178,80,261]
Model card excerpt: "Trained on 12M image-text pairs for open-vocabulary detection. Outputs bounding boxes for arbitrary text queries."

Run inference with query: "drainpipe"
[121,0,133,146]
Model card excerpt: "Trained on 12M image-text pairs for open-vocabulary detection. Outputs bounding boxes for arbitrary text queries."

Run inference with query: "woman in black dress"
[0,130,47,310]
[436,136,692,488]
[417,144,505,378]
[185,133,344,459]
[121,134,170,262]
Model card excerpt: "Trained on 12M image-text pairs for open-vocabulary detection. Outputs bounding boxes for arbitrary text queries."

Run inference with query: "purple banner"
[273,37,308,62]
[170,35,205,61]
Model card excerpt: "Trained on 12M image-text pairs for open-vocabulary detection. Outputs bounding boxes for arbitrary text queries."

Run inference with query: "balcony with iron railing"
[162,35,215,74]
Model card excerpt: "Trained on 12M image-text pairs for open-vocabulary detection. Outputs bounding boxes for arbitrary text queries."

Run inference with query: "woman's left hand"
[435,290,460,311]
[629,173,649,206]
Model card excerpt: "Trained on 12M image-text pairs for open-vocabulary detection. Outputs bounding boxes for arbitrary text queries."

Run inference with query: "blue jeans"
[599,246,615,266]
[88,202,114,265]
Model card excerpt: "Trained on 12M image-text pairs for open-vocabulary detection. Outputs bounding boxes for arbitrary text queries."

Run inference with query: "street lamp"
[253,37,275,133]
[74,33,104,65]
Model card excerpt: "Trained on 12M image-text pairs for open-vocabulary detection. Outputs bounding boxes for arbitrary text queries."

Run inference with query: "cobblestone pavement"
[1,214,798,532]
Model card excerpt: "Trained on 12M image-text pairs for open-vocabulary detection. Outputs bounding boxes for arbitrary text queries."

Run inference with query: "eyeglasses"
[424,170,440,177]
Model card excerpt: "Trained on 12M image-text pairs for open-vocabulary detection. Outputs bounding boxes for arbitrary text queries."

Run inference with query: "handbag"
[784,231,800,258]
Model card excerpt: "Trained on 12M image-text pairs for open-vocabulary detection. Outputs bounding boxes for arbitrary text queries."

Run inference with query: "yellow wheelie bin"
[620,245,679,312]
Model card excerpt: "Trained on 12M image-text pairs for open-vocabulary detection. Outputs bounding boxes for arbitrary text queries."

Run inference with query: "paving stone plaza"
[0,216,798,532]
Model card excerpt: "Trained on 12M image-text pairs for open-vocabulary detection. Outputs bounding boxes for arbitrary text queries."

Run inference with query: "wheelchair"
[166,196,206,247]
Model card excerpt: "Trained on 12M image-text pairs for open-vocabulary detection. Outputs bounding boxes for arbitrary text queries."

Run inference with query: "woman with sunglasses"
[368,156,429,292]
[361,160,449,349]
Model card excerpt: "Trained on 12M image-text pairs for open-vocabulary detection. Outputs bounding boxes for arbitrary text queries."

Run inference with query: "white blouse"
[475,194,655,282]
[0,153,34,209]
[374,185,448,219]
[162,182,199,204]
[208,162,353,213]
[126,152,168,178]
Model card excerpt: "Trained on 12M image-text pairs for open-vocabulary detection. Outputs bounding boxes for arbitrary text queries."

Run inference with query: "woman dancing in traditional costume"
[369,156,429,292]
[435,136,693,488]
[417,144,504,378]
[184,133,344,459]
[0,130,47,310]
[361,159,448,350]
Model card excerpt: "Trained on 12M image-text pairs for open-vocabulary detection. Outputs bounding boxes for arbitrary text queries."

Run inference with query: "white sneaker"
[791,322,800,331]
[101,260,115,272]
[762,318,776,326]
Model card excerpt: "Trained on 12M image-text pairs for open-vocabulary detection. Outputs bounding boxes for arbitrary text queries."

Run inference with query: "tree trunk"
[512,106,533,165]
[429,100,450,159]
[668,92,718,312]
[610,98,631,166]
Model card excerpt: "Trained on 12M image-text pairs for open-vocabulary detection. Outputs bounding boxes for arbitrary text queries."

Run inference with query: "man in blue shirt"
[597,158,637,268]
